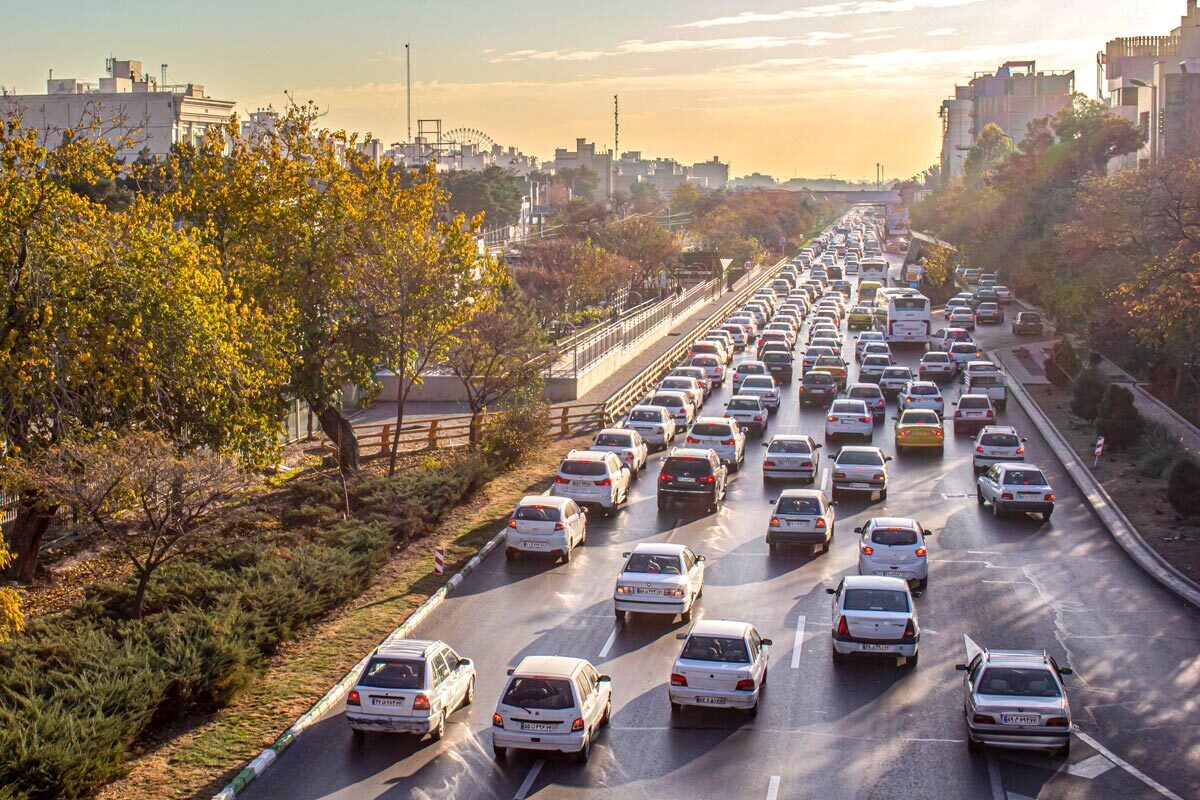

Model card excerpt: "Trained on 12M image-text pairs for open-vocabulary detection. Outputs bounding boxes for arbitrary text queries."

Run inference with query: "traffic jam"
[343,210,1075,768]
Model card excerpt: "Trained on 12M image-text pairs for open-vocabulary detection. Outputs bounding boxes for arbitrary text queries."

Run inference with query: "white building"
[690,156,729,190]
[547,138,613,200]
[1,58,235,159]
[939,97,973,179]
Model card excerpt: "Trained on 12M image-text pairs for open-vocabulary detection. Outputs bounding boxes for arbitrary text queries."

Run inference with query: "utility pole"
[406,42,412,144]
[612,94,619,202]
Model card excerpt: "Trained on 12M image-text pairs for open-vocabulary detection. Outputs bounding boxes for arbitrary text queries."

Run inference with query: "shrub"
[1070,368,1107,421]
[1167,458,1200,516]
[1135,421,1188,478]
[482,389,550,468]
[1046,338,1079,388]
[1095,384,1143,449]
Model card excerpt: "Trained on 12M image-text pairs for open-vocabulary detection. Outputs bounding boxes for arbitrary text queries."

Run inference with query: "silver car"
[767,488,835,554]
[739,375,782,409]
[829,446,892,500]
[972,425,1026,472]
[957,648,1073,756]
[877,366,914,399]
[855,516,931,588]
[761,434,821,482]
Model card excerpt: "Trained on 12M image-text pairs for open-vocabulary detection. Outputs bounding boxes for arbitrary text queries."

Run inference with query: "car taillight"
[1001,492,1014,500]
[554,521,566,530]
[571,717,586,732]
[827,415,837,422]
[985,411,994,419]
[492,712,505,728]
[972,714,996,725]
[915,547,927,557]
[754,415,763,421]
[955,411,964,418]
[1045,493,1056,501]
[625,454,634,461]
[686,436,699,444]
[801,461,812,467]
[975,445,984,453]
[413,694,431,711]
[933,429,943,436]
[902,619,916,638]
[699,475,716,484]
[861,544,874,555]
[815,518,826,528]
[836,616,850,636]
[905,397,913,403]
[555,475,569,483]
[1015,447,1025,455]
[659,473,673,482]
[671,673,688,687]
[834,472,846,478]
[859,417,871,423]
[596,478,612,486]
[770,516,780,526]
[723,439,736,446]
[1046,717,1070,728]
[763,460,775,467]
[347,689,360,706]
[508,518,517,528]
[873,473,885,481]
[735,679,756,692]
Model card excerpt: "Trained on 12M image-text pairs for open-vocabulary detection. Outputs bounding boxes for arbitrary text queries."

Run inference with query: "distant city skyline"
[0,1,1188,179]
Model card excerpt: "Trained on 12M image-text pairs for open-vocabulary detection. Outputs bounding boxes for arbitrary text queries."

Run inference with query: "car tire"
[1043,510,1053,522]
[462,679,475,708]
[747,697,759,717]
[916,577,928,591]
[832,649,847,664]
[657,496,668,511]
[430,713,446,742]
[967,734,981,754]
[493,744,507,760]
[575,736,592,763]
[1056,740,1071,759]
[903,652,919,670]
[681,606,692,623]
[615,608,626,624]
[820,538,830,554]
[506,547,518,561]
[992,500,1002,518]
[977,488,985,505]
[670,701,682,716]
[880,488,888,501]
[768,541,779,556]
[562,546,572,563]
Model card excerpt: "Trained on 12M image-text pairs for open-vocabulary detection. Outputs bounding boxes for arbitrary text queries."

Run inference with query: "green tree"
[670,182,700,217]
[440,166,524,228]
[963,123,1015,180]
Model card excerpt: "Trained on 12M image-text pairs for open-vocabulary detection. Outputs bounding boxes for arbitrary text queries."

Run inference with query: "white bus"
[885,292,932,344]
[859,257,889,284]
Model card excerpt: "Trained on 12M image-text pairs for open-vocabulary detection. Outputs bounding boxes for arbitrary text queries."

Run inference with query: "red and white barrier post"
[1093,436,1105,467]
[434,546,445,575]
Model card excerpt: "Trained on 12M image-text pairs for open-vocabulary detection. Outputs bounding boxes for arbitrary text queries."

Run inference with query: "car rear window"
[843,589,910,612]
[741,363,768,373]
[561,460,607,476]
[923,353,950,363]
[909,385,938,396]
[864,356,891,367]
[502,677,575,710]
[763,353,790,364]
[871,526,919,546]
[903,411,940,425]
[623,553,683,574]
[1002,469,1048,486]
[805,374,835,385]
[978,667,1061,698]
[515,505,562,522]
[951,344,979,353]
[594,433,632,447]
[882,368,912,379]
[727,398,761,410]
[743,377,774,389]
[959,397,991,409]
[848,387,883,400]
[981,432,1020,447]
[838,451,883,466]
[629,410,662,422]
[663,457,715,477]
[661,380,692,391]
[681,635,750,663]
[691,356,719,367]
[776,496,821,515]
[832,401,864,414]
[768,439,811,454]
[653,395,684,407]
[361,658,424,689]
[691,423,732,437]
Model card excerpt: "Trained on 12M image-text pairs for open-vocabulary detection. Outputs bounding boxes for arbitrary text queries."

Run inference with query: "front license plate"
[1000,714,1040,726]
[861,643,897,652]
[694,696,727,705]
[521,722,558,732]
[851,482,870,489]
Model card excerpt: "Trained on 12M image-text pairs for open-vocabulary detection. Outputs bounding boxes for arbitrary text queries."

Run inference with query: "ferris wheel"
[443,127,496,152]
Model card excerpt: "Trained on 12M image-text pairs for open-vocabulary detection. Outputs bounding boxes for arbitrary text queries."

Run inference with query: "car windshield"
[871,526,919,546]
[838,451,884,466]
[623,553,683,574]
[361,658,425,689]
[561,460,606,476]
[663,458,714,477]
[776,496,821,515]
[843,589,910,612]
[681,635,751,663]
[515,505,562,522]
[1002,469,1048,486]
[594,433,632,447]
[981,432,1020,447]
[903,411,940,425]
[502,677,575,710]
[692,423,732,437]
[978,667,1062,698]
[629,410,662,422]
[727,399,761,411]
[768,440,811,454]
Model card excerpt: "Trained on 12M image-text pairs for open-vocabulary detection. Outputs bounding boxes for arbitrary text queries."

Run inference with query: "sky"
[0,0,1189,180]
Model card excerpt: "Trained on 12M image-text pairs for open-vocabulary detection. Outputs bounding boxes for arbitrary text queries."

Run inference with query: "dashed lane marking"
[790,615,806,668]
[766,775,781,800]
[987,754,1005,800]
[599,624,619,659]
[513,759,544,800]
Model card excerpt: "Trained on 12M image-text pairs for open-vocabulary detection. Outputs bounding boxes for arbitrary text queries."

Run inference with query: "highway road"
[239,255,1200,800]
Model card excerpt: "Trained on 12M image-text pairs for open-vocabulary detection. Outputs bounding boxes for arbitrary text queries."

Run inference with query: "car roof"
[768,433,814,442]
[995,461,1044,471]
[957,393,992,402]
[375,638,439,659]
[978,425,1019,436]
[565,449,614,462]
[980,649,1055,669]
[728,394,764,403]
[516,495,575,509]
[838,445,885,455]
[653,390,691,399]
[667,447,716,459]
[629,404,668,414]
[867,516,920,529]
[512,655,585,679]
[630,542,688,556]
[966,360,998,368]
[692,416,734,426]
[688,619,752,637]
[777,488,826,500]
[841,575,910,591]
[596,428,635,437]
[848,382,883,392]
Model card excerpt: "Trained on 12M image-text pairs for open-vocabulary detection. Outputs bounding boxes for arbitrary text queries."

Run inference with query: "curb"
[211,529,508,800]
[992,350,1200,611]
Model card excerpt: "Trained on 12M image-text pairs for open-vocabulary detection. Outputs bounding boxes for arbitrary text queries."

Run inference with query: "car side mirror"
[884,456,893,462]
[621,551,631,558]
[954,663,968,671]
[761,638,774,647]
[506,667,515,676]
[458,658,473,667]
[825,587,836,595]
[814,443,822,449]
[912,591,923,599]
[1059,667,1073,675]
[659,456,667,462]
[853,526,863,533]
[598,674,612,682]
[761,442,769,447]
[676,632,689,640]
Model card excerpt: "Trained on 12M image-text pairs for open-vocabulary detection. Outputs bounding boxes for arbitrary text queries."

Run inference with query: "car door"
[682,548,701,598]
[575,669,601,733]
[430,650,453,715]
[980,466,1001,500]
[567,500,585,544]
[830,579,845,627]
[748,628,768,682]
[441,647,470,708]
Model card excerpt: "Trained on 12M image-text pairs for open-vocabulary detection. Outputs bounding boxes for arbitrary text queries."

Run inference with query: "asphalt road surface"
[240,261,1199,800]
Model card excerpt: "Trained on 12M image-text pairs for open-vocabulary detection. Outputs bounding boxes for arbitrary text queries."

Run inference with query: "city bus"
[884,291,932,344]
[859,257,889,285]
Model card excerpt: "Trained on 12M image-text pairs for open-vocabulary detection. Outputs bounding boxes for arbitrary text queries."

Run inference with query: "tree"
[0,536,20,640]
[6,431,243,619]
[670,182,700,217]
[514,238,637,324]
[440,166,524,228]
[598,216,681,284]
[551,165,600,201]
[963,123,1016,181]
[445,279,549,444]
[629,182,666,214]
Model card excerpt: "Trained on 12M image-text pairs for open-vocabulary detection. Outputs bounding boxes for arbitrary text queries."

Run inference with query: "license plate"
[776,458,796,466]
[694,696,727,705]
[862,643,897,652]
[1000,714,1040,726]
[1018,493,1040,500]
[524,541,548,549]
[678,477,696,483]
[874,570,896,576]
[521,722,558,732]
[572,480,592,487]
[371,697,406,706]
[850,482,870,488]
[638,587,664,595]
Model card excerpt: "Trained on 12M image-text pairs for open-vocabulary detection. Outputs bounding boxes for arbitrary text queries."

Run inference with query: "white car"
[857,341,892,364]
[877,366,914,399]
[731,360,770,392]
[855,331,887,359]
[828,575,920,666]
[830,445,892,500]
[898,381,944,415]
[739,375,782,409]
[846,382,887,420]
[725,394,769,436]
[669,366,712,397]
[614,543,705,623]
[972,425,1027,472]
[859,355,893,383]
[551,450,632,516]
[918,351,956,382]
[825,399,874,441]
[670,620,772,716]
[492,656,612,762]
[591,428,650,476]
[658,376,704,410]
[976,463,1055,521]
[506,495,588,562]
[948,341,986,369]
[347,638,475,740]
[687,354,725,386]
[761,434,820,483]
[952,393,996,435]
[623,405,676,446]
[767,488,835,554]
[648,390,695,427]
[856,517,931,589]
[930,327,974,353]
[685,417,747,470]
[960,360,1002,384]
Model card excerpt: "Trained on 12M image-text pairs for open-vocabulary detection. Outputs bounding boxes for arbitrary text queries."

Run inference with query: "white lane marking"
[790,615,806,667]
[599,624,619,658]
[1073,731,1185,800]
[1066,754,1115,780]
[820,465,832,494]
[513,759,544,800]
[981,580,1032,585]
[986,753,1005,800]
[765,775,781,800]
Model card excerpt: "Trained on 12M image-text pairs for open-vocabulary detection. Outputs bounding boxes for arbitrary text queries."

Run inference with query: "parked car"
[856,517,932,589]
[551,450,632,516]
[1012,311,1044,336]
[613,542,705,623]
[506,495,588,561]
[670,620,771,717]
[767,488,835,554]
[827,576,920,667]
[657,447,729,513]
[976,462,1055,521]
[957,648,1073,756]
[492,656,611,761]
[347,639,475,740]
[761,434,821,483]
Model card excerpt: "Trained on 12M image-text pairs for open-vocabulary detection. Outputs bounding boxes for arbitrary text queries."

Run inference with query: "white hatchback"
[347,639,475,740]
[972,425,1027,472]
[613,543,705,623]
[856,516,931,588]
[506,495,588,562]
[551,450,632,515]
[825,399,874,441]
[492,656,612,762]
[591,428,650,476]
[898,381,944,415]
[658,376,704,410]
[828,575,920,666]
[670,620,772,716]
[648,390,696,427]
[685,416,747,470]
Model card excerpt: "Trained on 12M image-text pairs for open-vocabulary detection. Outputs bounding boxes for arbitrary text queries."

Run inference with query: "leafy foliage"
[1095,384,1143,449]
[1046,339,1080,388]
[1167,458,1200,515]
[1070,368,1107,421]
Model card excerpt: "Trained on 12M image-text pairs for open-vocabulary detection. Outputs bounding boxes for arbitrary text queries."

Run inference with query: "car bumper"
[492,729,587,753]
[973,454,1022,468]
[614,596,687,614]
[552,486,616,508]
[832,634,919,657]
[859,560,928,580]
[966,726,1069,752]
[897,435,943,448]
[832,480,886,493]
[631,428,669,444]
[347,712,437,734]
[506,531,571,554]
[998,500,1055,514]
[768,527,829,544]
[660,488,718,502]
[669,687,759,710]
[799,391,837,404]
[826,424,872,438]
[762,466,815,479]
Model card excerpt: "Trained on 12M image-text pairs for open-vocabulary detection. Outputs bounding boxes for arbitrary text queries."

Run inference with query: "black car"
[972,289,1000,308]
[762,351,794,384]
[1012,311,1044,336]
[657,448,728,512]
[798,371,838,405]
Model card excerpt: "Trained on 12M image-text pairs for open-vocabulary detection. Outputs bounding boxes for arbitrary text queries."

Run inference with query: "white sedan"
[897,381,944,415]
[824,399,874,441]
[590,428,650,477]
[828,575,920,667]
[670,620,771,716]
[506,495,588,561]
[614,543,705,623]
[623,405,676,446]
[739,375,782,409]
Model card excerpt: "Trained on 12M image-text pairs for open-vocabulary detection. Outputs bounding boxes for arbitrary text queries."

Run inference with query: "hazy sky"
[0,1,1189,179]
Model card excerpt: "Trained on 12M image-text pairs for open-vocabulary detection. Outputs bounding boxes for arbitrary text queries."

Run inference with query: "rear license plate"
[371,697,406,706]
[572,480,592,487]
[694,696,727,705]
[1000,714,1040,726]
[524,541,548,549]
[678,477,696,483]
[861,643,897,652]
[638,587,664,595]
[851,482,870,489]
[521,722,558,732]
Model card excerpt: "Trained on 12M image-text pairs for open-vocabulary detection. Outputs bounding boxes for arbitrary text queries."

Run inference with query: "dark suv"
[657,448,728,513]
[762,351,794,384]
[1012,311,1044,336]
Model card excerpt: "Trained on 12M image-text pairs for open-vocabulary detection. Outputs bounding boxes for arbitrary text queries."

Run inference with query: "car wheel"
[976,488,985,505]
[670,701,682,716]
[747,696,759,717]
[462,679,475,708]
[896,444,905,455]
[657,496,668,511]
[615,608,626,624]
[992,500,1002,518]
[1043,509,1053,522]
[562,546,573,563]
[880,488,888,501]
[575,736,592,763]
[505,547,517,561]
[602,701,612,727]
[768,541,779,556]
[916,577,928,591]
[967,735,981,754]
[1056,740,1071,759]
[351,728,365,744]
[430,713,446,742]
[903,652,919,670]
[820,539,830,554]
[832,649,847,664]
[493,744,507,760]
